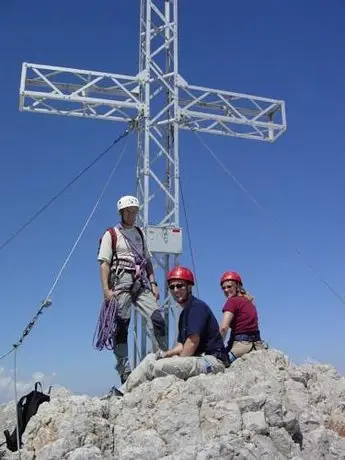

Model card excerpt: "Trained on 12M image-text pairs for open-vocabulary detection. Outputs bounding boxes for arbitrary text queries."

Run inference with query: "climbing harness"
[97,225,145,269]
[233,332,261,343]
[117,224,150,290]
[226,331,263,363]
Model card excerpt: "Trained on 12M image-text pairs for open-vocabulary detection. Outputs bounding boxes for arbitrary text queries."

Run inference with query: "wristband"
[150,281,158,286]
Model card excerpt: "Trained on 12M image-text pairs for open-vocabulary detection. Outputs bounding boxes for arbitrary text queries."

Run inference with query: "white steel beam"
[177,81,286,142]
[20,63,142,122]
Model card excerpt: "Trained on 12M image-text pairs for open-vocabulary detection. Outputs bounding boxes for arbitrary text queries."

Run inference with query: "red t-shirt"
[222,296,259,335]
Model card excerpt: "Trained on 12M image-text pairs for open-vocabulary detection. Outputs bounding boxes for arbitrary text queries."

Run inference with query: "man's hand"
[104,289,115,302]
[162,343,183,358]
[146,260,159,300]
[151,283,160,301]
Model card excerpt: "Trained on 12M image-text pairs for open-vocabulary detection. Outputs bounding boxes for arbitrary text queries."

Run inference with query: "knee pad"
[114,317,130,344]
[150,310,166,337]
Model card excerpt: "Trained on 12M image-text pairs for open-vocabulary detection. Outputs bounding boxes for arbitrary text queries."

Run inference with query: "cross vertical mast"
[19,0,287,364]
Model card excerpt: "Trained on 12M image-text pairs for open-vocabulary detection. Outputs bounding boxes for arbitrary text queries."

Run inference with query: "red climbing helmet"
[220,271,242,286]
[167,266,195,285]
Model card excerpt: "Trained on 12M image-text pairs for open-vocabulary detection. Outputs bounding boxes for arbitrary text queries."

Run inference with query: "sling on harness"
[97,225,145,268]
[116,224,150,291]
[233,331,261,343]
[94,225,150,351]
[4,382,50,452]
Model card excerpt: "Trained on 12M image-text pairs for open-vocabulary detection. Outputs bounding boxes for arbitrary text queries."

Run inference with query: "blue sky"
[0,0,344,401]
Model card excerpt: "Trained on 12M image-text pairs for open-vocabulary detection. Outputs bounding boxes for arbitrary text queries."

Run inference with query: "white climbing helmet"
[117,195,140,211]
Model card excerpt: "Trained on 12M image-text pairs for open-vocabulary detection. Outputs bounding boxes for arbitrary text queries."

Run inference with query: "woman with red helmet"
[219,271,266,364]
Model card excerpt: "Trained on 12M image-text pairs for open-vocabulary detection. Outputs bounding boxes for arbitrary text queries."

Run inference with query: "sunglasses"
[169,283,186,290]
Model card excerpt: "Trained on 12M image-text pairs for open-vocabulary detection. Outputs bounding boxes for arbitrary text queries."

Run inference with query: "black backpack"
[3,382,50,452]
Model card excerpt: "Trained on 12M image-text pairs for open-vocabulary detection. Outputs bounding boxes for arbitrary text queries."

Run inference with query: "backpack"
[3,382,50,452]
[98,226,145,262]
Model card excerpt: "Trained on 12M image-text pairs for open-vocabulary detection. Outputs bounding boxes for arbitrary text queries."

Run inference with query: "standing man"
[115,266,228,395]
[97,195,167,384]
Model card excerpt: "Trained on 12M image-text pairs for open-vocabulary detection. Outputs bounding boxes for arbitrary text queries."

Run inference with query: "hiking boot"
[120,369,131,385]
[107,386,124,398]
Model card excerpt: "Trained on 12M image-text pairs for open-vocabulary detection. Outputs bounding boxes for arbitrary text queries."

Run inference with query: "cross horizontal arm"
[19,63,142,123]
[177,78,287,142]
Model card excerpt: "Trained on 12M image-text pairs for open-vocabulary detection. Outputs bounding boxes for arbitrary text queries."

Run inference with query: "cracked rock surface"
[1,349,345,459]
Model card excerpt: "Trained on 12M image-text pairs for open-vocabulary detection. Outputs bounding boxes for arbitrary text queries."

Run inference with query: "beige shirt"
[97,226,151,269]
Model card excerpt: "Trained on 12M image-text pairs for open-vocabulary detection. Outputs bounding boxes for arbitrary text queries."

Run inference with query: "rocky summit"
[1,349,345,459]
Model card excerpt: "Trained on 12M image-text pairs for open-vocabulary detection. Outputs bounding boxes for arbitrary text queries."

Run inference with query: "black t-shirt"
[178,296,226,357]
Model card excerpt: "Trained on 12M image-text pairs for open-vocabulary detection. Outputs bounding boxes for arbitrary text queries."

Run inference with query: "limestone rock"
[242,411,268,435]
[0,349,344,459]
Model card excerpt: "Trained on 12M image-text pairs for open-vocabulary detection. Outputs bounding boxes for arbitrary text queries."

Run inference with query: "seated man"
[115,266,228,395]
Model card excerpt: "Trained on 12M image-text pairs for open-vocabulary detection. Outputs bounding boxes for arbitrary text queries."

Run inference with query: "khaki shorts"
[230,340,267,359]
